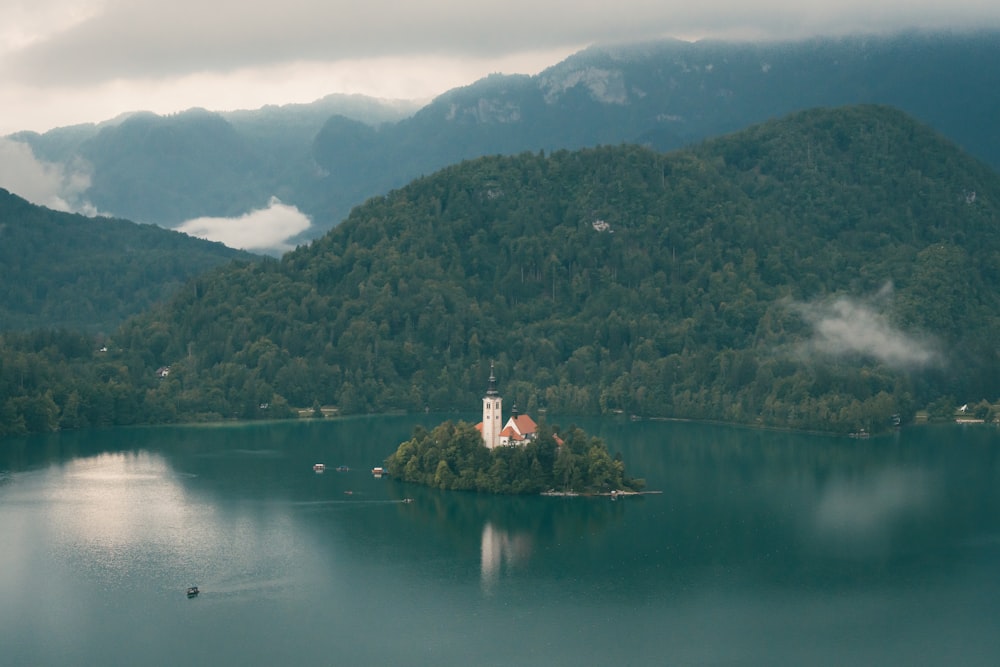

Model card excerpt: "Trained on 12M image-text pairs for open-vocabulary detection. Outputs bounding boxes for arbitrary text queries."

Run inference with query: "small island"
[384,366,644,495]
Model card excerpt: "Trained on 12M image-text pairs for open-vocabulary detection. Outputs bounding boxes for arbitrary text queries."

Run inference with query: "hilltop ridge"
[4,31,999,252]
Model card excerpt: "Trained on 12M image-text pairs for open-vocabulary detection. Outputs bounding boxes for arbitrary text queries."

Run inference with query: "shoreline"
[541,489,661,498]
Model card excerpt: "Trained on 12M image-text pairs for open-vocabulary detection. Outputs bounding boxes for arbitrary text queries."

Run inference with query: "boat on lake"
[313,463,326,472]
[186,586,199,598]
[372,466,385,477]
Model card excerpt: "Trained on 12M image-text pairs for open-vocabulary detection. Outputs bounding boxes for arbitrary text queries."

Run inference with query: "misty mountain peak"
[445,98,523,124]
[539,66,629,105]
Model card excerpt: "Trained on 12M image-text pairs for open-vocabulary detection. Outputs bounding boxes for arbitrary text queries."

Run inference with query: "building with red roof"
[475,363,539,449]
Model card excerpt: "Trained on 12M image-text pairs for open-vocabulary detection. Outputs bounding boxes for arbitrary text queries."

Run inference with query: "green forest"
[0,188,255,332]
[385,420,643,494]
[3,105,999,438]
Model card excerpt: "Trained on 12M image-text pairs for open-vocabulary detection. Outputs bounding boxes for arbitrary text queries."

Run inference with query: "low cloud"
[6,2,1000,87]
[4,2,1000,134]
[791,285,941,370]
[0,137,95,213]
[174,196,312,254]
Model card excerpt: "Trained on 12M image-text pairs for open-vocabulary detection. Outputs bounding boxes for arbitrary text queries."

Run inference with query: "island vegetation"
[2,106,1000,438]
[385,420,644,495]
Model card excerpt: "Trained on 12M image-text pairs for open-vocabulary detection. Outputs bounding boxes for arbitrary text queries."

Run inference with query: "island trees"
[384,420,644,495]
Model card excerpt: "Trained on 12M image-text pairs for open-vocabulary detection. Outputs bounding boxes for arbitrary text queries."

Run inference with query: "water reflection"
[3,418,1000,666]
[480,522,533,595]
[49,452,187,549]
[18,448,313,601]
[811,467,935,545]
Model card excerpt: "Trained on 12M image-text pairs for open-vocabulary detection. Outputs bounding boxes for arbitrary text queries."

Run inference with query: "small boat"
[313,463,326,472]
[186,586,200,598]
[371,466,385,477]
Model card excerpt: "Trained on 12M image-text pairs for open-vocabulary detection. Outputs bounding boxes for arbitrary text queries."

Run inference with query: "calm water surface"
[2,416,999,666]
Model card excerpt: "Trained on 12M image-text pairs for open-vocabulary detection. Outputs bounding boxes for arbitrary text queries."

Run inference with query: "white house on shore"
[475,363,539,449]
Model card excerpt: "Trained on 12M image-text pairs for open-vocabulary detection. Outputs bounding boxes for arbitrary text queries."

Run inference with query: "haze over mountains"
[3,30,999,254]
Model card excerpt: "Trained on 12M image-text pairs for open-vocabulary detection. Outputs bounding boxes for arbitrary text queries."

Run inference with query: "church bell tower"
[481,362,502,449]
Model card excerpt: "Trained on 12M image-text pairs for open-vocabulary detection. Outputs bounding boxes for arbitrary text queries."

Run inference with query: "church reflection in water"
[480,522,533,594]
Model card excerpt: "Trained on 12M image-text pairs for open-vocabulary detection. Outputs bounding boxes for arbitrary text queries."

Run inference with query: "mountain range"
[4,30,1000,253]
[4,104,994,437]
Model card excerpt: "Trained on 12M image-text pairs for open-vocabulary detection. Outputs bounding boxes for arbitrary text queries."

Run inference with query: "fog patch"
[174,196,312,254]
[791,284,941,370]
[0,137,96,214]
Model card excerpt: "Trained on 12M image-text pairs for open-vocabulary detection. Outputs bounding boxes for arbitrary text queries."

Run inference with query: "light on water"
[2,417,999,665]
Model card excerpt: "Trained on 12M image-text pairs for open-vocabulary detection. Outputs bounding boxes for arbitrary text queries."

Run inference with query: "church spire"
[485,361,499,397]
[481,361,502,449]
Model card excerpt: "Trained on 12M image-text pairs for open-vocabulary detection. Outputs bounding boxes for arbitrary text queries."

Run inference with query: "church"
[476,363,539,449]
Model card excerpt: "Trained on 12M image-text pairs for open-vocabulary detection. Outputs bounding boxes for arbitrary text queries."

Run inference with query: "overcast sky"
[3,0,1000,136]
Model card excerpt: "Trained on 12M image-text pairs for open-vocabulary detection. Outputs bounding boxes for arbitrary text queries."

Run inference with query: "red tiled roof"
[509,414,537,436]
[500,425,526,440]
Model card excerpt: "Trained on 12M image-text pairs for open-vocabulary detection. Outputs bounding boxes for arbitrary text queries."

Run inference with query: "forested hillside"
[3,106,999,436]
[311,30,1000,235]
[0,189,257,332]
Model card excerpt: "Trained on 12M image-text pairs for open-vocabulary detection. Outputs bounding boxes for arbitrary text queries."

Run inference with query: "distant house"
[155,366,170,378]
[475,363,539,449]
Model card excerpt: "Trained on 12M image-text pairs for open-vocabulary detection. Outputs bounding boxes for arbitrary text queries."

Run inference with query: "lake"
[2,416,999,666]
